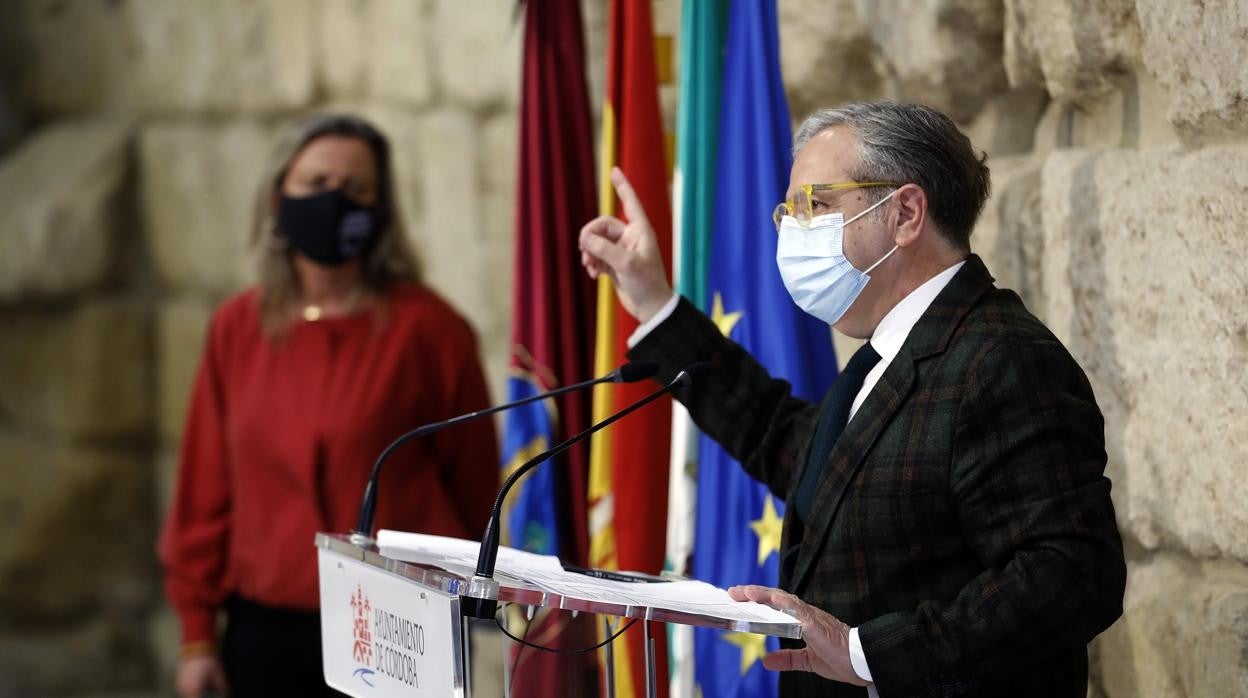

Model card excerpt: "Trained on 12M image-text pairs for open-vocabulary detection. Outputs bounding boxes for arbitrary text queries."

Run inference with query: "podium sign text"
[318,548,463,697]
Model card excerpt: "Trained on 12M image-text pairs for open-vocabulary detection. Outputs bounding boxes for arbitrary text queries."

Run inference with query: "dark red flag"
[501,0,599,694]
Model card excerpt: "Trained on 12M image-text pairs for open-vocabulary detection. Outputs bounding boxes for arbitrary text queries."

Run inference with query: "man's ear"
[892,184,928,248]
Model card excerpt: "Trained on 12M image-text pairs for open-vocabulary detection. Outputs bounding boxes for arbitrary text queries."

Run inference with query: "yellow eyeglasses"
[772,182,901,230]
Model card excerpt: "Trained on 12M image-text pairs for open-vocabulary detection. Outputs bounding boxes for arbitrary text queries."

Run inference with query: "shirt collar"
[869,261,966,363]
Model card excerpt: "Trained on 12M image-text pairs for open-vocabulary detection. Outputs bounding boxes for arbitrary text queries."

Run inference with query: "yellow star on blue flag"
[723,631,768,675]
[749,495,783,565]
[710,291,743,338]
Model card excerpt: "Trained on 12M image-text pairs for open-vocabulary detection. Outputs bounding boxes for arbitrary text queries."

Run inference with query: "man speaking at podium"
[579,101,1126,697]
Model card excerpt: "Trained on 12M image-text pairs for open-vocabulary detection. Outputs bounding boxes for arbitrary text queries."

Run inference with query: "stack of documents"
[377,529,800,635]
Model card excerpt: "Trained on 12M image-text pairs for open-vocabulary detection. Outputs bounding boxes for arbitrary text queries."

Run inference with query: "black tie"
[792,341,882,523]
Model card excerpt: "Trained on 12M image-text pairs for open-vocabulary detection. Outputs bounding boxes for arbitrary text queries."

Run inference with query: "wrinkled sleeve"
[858,338,1126,696]
[158,310,233,647]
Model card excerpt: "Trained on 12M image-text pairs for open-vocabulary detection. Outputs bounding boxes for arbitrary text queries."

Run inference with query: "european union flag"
[691,0,838,695]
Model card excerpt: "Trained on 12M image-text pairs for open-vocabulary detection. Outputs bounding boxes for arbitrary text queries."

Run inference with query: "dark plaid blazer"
[630,255,1126,697]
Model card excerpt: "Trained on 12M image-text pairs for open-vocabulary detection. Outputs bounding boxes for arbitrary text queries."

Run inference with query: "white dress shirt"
[627,293,682,348]
[629,260,966,694]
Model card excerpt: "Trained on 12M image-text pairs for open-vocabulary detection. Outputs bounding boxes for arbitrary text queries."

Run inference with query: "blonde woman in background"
[160,114,499,697]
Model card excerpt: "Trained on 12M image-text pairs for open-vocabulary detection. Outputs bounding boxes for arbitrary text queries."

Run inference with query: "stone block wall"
[1,0,1245,696]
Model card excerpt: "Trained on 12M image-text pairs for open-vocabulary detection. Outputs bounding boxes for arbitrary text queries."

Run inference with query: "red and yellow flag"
[589,0,673,695]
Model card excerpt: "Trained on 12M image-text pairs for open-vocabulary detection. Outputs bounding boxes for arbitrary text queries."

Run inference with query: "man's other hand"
[729,584,869,687]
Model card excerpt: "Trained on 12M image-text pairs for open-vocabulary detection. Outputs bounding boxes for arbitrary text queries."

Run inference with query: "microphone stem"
[429,374,614,431]
[475,378,679,579]
[353,372,616,539]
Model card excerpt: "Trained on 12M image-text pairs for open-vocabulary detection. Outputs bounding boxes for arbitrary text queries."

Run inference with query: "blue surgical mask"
[775,190,899,325]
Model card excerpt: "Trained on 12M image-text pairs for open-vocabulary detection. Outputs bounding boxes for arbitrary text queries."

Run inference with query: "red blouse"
[159,283,499,646]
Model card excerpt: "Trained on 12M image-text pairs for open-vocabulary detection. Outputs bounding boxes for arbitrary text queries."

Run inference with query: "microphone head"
[615,360,660,383]
[672,361,713,389]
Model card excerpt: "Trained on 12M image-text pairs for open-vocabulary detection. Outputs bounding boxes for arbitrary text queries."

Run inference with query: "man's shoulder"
[959,287,1064,350]
[946,287,1090,386]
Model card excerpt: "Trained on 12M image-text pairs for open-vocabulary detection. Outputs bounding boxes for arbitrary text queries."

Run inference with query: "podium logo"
[349,584,376,687]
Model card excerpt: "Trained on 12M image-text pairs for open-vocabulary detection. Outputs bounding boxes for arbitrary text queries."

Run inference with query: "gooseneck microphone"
[461,362,712,620]
[350,360,659,545]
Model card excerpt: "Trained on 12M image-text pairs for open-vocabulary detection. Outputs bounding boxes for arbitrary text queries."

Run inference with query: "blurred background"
[0,0,1245,696]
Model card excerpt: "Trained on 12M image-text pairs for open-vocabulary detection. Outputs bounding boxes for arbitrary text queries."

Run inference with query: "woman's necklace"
[301,287,366,322]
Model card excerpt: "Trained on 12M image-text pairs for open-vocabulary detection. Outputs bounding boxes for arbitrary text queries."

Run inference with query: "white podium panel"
[319,546,465,697]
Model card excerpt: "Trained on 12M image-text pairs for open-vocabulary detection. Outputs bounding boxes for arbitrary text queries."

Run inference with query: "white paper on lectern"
[376,529,564,574]
[377,529,799,629]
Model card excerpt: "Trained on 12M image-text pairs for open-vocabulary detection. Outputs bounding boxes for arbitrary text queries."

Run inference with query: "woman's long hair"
[252,114,421,337]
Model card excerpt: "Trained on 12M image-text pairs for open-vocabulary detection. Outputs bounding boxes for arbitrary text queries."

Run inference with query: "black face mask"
[277,190,380,265]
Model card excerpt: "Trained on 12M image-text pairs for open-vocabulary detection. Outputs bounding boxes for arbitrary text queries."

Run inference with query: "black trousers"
[222,596,347,698]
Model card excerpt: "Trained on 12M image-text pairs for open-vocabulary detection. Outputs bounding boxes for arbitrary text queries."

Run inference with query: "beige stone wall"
[0,0,1245,696]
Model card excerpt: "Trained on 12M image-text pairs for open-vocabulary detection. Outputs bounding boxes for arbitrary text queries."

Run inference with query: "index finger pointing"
[610,166,651,226]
